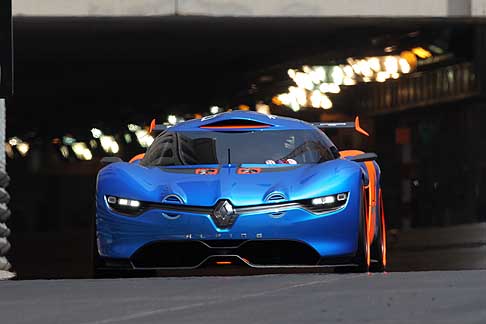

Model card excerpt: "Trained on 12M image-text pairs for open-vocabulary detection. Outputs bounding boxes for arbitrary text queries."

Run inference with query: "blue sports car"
[94,111,387,274]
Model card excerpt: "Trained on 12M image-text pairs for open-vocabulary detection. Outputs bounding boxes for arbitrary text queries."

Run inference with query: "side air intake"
[265,193,286,202]
[162,195,184,205]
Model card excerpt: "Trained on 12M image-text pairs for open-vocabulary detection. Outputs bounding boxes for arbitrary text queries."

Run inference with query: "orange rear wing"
[149,119,169,133]
[312,116,369,136]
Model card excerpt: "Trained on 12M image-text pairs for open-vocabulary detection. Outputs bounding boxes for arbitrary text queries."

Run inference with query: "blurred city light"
[8,137,20,146]
[310,90,322,108]
[135,129,154,148]
[319,83,340,94]
[89,139,98,149]
[16,142,30,157]
[62,136,76,146]
[320,95,333,109]
[412,47,432,59]
[7,137,30,157]
[167,115,177,125]
[384,56,399,74]
[90,128,102,139]
[60,145,69,159]
[72,142,93,161]
[210,106,221,114]
[399,58,412,73]
[275,52,417,111]
[110,141,120,154]
[256,102,271,115]
[128,124,141,132]
[100,135,119,154]
[376,71,389,82]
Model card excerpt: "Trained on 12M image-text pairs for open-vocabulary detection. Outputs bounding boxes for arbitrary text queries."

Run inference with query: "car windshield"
[140,129,336,166]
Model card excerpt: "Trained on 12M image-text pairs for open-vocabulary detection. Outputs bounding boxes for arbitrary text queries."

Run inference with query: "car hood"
[98,159,361,207]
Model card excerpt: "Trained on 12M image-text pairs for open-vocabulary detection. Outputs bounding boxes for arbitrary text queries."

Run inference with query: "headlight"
[305,192,348,214]
[106,196,144,215]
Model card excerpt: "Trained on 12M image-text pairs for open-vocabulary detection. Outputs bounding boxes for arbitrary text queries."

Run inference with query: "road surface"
[1,270,485,324]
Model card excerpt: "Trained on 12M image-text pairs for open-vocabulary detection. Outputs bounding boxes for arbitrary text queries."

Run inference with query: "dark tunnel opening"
[5,16,486,278]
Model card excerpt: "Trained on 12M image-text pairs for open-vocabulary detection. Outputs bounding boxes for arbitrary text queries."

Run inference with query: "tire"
[0,238,10,255]
[0,172,10,188]
[0,223,10,238]
[0,188,10,204]
[353,187,370,273]
[0,256,11,271]
[0,205,10,223]
[371,190,387,272]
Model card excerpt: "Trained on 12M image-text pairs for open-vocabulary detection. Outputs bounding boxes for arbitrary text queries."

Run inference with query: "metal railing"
[354,62,479,115]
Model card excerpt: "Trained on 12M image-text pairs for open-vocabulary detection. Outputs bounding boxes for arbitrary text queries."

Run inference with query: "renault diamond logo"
[211,200,238,228]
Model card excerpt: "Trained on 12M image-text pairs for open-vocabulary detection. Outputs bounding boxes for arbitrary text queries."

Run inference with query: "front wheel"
[353,188,370,273]
[370,189,387,272]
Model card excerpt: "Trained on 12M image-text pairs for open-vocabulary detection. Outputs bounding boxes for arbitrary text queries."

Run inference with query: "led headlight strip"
[106,196,143,215]
[104,192,349,218]
[305,192,349,214]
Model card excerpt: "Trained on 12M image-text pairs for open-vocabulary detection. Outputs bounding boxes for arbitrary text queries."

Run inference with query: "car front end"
[96,162,363,270]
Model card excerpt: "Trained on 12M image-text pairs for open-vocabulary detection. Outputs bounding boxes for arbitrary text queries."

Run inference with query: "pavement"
[386,223,486,272]
[0,270,485,324]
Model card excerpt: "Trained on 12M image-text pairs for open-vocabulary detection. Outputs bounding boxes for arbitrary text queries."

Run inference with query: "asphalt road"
[1,270,485,324]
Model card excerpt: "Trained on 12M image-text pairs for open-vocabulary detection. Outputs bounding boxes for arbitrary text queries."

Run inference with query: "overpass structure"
[10,0,486,17]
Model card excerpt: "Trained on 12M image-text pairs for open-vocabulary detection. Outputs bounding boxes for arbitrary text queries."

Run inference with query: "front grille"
[131,241,210,268]
[202,240,246,248]
[237,240,320,266]
[130,240,321,268]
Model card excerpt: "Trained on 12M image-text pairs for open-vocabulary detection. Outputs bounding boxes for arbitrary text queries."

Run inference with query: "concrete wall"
[472,0,486,15]
[13,0,481,17]
[13,0,175,16]
[178,0,451,17]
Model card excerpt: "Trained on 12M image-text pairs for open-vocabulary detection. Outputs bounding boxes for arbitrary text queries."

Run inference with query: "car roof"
[169,111,316,132]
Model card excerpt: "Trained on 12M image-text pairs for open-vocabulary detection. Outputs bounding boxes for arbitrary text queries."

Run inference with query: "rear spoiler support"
[312,116,369,136]
[148,119,170,133]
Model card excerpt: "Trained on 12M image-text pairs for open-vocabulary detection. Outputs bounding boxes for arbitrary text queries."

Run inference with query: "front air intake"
[200,119,271,129]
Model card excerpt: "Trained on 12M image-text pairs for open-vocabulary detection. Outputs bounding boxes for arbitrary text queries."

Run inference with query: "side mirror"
[330,146,340,159]
[346,153,377,163]
[101,157,123,164]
